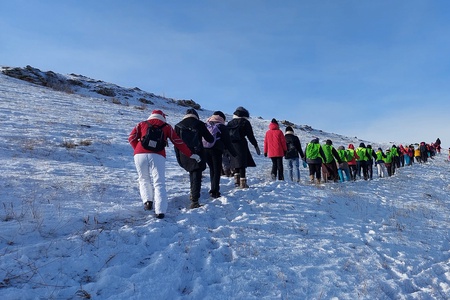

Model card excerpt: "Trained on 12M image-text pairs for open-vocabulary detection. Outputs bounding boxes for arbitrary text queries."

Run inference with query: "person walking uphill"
[321,139,342,182]
[203,111,237,198]
[175,109,214,209]
[305,137,326,184]
[129,110,200,219]
[284,126,305,182]
[227,106,261,188]
[264,119,287,180]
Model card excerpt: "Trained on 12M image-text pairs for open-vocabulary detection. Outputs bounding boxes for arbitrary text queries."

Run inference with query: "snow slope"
[0,71,449,299]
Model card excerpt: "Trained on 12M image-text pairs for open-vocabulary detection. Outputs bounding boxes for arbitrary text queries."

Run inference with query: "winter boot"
[240,178,249,189]
[234,174,240,187]
[190,201,202,209]
[309,175,315,184]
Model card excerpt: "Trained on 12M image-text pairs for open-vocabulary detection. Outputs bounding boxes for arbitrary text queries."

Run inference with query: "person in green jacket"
[337,146,351,182]
[356,143,370,180]
[305,138,326,184]
[375,147,388,178]
[321,139,342,182]
[384,149,394,177]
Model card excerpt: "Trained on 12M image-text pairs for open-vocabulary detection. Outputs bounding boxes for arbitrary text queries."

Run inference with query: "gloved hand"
[190,154,201,163]
[264,153,267,157]
[255,145,261,155]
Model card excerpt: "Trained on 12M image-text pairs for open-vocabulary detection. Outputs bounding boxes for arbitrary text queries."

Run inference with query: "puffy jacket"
[264,122,287,158]
[129,118,192,158]
[284,131,305,159]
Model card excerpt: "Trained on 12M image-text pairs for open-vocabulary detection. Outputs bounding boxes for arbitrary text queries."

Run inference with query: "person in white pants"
[375,148,388,178]
[129,110,200,219]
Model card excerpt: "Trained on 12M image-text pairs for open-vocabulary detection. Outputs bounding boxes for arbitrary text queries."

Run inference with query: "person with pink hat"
[129,110,201,219]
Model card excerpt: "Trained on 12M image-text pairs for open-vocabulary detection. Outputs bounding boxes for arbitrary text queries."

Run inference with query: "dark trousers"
[270,157,284,180]
[308,163,322,179]
[348,164,357,181]
[189,170,203,201]
[205,148,223,195]
[357,160,369,180]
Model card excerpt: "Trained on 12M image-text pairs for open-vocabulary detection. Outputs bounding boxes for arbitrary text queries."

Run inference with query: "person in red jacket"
[128,110,200,219]
[264,119,287,180]
[347,143,359,181]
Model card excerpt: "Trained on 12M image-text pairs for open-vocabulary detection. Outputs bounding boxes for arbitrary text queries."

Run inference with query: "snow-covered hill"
[0,69,449,299]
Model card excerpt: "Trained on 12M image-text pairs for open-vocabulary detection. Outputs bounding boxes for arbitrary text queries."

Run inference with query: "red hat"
[148,110,166,122]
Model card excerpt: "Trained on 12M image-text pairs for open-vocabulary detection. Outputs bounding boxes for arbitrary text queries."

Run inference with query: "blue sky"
[1,1,450,148]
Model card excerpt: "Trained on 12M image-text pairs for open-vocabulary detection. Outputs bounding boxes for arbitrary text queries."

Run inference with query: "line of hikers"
[259,118,441,184]
[129,107,441,218]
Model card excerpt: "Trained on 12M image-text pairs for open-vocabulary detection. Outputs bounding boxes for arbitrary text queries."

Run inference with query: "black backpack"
[175,123,202,154]
[140,122,167,151]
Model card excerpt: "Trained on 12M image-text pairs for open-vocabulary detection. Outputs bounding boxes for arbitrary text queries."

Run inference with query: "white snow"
[1,71,449,299]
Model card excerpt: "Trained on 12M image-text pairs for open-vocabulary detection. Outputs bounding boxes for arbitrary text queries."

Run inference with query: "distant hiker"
[321,139,342,182]
[414,146,421,163]
[129,110,200,219]
[356,143,369,180]
[384,149,394,176]
[203,111,237,198]
[366,145,376,180]
[227,106,261,188]
[175,109,214,209]
[419,142,428,163]
[391,145,400,172]
[336,146,351,182]
[263,118,287,181]
[375,148,388,178]
[347,143,359,181]
[284,126,305,182]
[305,137,326,184]
[448,147,450,161]
[435,138,441,154]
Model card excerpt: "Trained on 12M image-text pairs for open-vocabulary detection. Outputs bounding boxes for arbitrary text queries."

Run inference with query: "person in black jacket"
[284,126,305,182]
[227,106,261,188]
[203,111,237,198]
[175,109,214,209]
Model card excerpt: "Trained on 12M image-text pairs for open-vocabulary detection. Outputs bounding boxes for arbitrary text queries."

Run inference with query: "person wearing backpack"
[375,147,388,178]
[305,137,326,184]
[128,110,201,219]
[356,143,370,180]
[226,106,261,188]
[263,118,287,181]
[284,126,305,182]
[203,111,237,198]
[175,109,214,209]
[336,146,351,182]
[347,143,359,181]
[321,139,342,182]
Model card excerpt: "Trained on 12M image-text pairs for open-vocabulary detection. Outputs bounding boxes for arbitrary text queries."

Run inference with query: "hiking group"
[129,106,259,219]
[129,107,442,219]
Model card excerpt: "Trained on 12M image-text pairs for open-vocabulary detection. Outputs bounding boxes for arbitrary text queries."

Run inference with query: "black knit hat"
[271,118,278,124]
[234,106,249,118]
[213,111,226,121]
[186,108,199,118]
[285,126,293,132]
